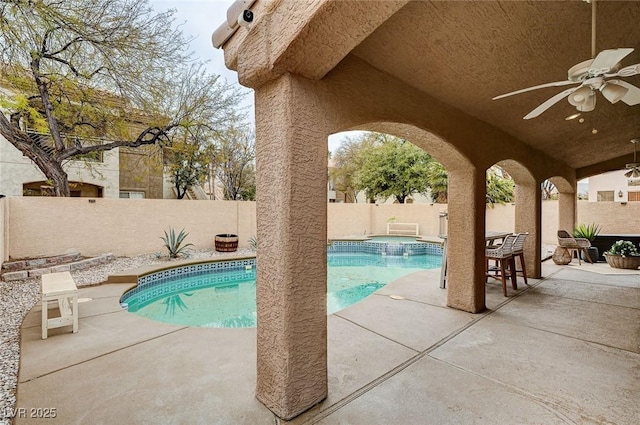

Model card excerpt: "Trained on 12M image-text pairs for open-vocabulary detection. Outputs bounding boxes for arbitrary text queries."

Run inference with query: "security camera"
[237,9,253,27]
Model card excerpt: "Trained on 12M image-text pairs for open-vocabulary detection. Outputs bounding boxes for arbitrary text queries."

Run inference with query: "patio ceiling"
[349,0,640,173]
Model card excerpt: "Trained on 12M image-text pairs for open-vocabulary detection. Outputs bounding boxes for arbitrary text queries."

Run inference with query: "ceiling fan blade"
[608,80,640,106]
[589,48,635,74]
[625,169,633,178]
[605,63,640,78]
[523,87,579,119]
[493,80,578,100]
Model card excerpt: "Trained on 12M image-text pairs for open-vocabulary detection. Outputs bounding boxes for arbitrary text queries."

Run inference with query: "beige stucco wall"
[7,197,256,259]
[6,198,634,260]
[327,203,447,238]
[577,200,640,234]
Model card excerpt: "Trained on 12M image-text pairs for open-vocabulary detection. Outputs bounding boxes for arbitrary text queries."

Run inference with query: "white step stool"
[41,271,78,339]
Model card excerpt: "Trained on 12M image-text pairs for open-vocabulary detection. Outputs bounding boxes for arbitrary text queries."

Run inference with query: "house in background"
[587,169,640,202]
[0,131,120,197]
[0,131,178,199]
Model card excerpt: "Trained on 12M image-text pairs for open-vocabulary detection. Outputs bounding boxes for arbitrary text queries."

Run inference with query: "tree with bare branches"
[0,0,242,196]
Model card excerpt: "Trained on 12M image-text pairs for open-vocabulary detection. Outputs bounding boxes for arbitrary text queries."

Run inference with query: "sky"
[147,1,591,189]
[148,0,349,152]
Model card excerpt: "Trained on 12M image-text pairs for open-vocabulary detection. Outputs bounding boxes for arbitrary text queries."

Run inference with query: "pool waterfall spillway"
[327,236,443,258]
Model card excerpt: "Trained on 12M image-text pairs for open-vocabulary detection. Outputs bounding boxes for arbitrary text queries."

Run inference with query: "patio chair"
[486,234,518,297]
[512,232,529,286]
[557,230,592,265]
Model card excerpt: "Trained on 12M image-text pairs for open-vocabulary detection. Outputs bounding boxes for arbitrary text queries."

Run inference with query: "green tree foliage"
[426,161,449,203]
[356,135,432,203]
[213,126,256,201]
[330,132,515,205]
[0,0,242,196]
[329,133,378,202]
[166,141,211,199]
[486,167,515,207]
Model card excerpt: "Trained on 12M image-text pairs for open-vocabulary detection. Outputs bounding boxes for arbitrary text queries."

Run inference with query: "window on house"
[119,191,145,199]
[628,191,640,202]
[596,191,614,202]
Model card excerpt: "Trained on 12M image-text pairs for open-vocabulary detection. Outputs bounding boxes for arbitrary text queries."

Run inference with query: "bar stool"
[485,234,518,296]
[512,232,529,286]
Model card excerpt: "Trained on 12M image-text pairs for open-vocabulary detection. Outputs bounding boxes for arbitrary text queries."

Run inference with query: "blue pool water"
[122,253,441,328]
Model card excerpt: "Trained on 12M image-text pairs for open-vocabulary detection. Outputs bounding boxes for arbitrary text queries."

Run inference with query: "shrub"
[573,223,601,242]
[605,240,639,257]
[161,228,194,258]
[248,236,258,251]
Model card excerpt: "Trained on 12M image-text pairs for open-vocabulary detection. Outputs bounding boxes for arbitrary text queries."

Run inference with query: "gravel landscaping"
[0,249,254,424]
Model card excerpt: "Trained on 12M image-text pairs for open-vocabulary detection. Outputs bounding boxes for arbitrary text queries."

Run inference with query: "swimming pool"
[120,252,441,328]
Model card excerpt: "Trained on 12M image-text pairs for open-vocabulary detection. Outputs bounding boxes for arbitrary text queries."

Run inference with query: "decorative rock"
[2,271,29,281]
[28,268,51,277]
[51,264,71,272]
[1,261,26,272]
[70,258,96,271]
[552,246,572,265]
[26,258,46,267]
[61,253,81,263]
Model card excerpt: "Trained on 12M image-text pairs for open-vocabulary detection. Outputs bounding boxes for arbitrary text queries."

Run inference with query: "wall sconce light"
[617,190,623,198]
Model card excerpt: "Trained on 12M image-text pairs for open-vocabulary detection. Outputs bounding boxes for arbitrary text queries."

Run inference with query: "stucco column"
[254,74,328,420]
[514,183,542,278]
[446,167,486,313]
[558,191,576,234]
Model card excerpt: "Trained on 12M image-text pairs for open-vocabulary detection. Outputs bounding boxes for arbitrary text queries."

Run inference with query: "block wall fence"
[1,198,639,263]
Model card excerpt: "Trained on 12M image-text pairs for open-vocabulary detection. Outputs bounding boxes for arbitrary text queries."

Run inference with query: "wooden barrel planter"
[215,234,239,252]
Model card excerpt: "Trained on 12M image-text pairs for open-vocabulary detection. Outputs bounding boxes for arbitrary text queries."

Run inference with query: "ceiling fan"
[493,0,640,119]
[626,139,640,179]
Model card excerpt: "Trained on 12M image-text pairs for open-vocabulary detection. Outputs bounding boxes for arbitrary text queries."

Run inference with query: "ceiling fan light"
[577,93,596,112]
[627,168,640,179]
[568,86,592,106]
[601,83,629,104]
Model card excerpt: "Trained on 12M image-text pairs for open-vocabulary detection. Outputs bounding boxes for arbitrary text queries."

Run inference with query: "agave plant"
[573,223,601,242]
[160,228,194,258]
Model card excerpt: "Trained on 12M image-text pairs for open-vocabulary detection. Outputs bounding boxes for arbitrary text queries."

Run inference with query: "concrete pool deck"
[15,262,640,424]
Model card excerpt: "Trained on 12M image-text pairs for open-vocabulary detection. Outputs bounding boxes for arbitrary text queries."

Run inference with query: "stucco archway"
[341,122,487,313]
[549,176,577,239]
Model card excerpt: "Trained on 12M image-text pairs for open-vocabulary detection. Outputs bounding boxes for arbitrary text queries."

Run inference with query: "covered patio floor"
[16,262,639,424]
